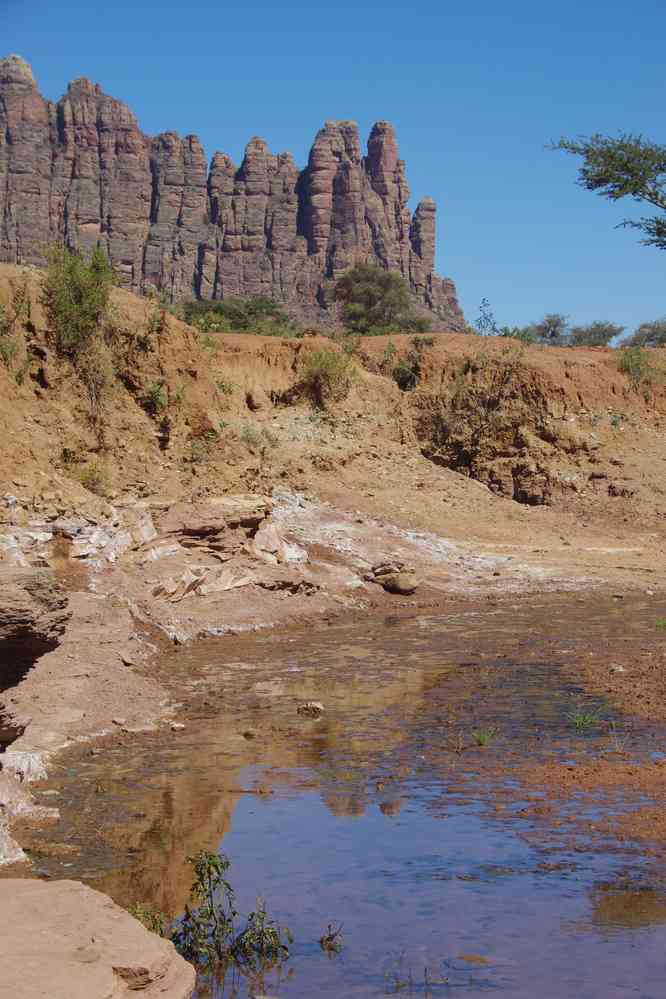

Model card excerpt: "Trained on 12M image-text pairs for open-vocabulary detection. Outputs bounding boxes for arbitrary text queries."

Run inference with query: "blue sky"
[3,0,665,331]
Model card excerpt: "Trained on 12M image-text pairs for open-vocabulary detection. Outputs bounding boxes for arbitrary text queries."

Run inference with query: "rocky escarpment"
[0,54,463,326]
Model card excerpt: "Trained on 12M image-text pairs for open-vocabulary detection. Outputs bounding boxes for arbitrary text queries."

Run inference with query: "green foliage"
[391,335,435,392]
[215,376,234,395]
[146,306,167,337]
[528,313,569,345]
[499,325,536,343]
[184,428,221,465]
[334,263,421,334]
[569,320,624,347]
[300,348,353,407]
[554,132,666,249]
[380,338,397,374]
[627,318,666,348]
[41,244,113,358]
[76,338,114,422]
[171,851,290,974]
[655,617,666,631]
[184,296,300,337]
[240,423,278,453]
[73,461,108,496]
[128,903,166,937]
[617,345,660,393]
[0,317,18,369]
[0,277,32,372]
[567,705,602,731]
[143,381,168,417]
[423,346,525,473]
[472,727,496,747]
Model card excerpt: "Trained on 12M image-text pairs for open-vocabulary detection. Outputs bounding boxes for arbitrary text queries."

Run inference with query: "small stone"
[297,701,324,718]
[170,722,185,732]
[111,717,126,727]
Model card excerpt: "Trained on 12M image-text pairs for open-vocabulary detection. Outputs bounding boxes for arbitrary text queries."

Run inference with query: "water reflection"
[13,595,666,996]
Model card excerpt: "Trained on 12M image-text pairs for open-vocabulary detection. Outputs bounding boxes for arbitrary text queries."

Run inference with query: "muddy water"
[19,596,666,997]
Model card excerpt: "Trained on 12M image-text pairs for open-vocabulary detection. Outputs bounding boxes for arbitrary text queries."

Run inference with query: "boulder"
[380,571,418,595]
[0,879,195,998]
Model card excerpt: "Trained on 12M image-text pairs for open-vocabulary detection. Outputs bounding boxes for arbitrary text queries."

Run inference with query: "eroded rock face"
[0,55,464,327]
[0,568,70,686]
[0,879,195,998]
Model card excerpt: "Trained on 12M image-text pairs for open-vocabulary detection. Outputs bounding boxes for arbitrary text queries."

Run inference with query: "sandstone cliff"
[0,55,463,326]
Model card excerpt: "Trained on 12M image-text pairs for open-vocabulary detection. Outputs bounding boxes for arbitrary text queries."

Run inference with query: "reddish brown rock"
[0,55,464,328]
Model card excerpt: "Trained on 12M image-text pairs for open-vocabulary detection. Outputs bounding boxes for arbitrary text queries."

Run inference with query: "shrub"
[391,335,434,392]
[617,345,659,393]
[421,346,525,473]
[184,296,300,337]
[499,325,537,343]
[0,278,32,371]
[380,339,397,374]
[334,263,422,334]
[75,338,114,422]
[569,320,624,347]
[143,381,168,417]
[300,348,353,407]
[74,461,108,496]
[627,318,666,348]
[41,244,113,358]
[0,324,17,369]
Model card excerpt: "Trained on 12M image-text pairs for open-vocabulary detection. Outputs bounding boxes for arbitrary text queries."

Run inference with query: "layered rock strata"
[0,55,463,326]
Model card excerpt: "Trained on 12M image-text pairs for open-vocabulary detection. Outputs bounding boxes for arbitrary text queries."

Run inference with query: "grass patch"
[567,704,602,731]
[656,617,666,631]
[472,727,496,747]
[72,461,108,496]
[617,345,662,396]
[300,348,353,408]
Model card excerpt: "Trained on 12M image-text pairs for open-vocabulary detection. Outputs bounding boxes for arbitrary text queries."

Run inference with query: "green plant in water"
[233,899,291,969]
[319,923,343,955]
[472,727,496,747]
[568,704,602,731]
[173,851,238,966]
[171,851,290,974]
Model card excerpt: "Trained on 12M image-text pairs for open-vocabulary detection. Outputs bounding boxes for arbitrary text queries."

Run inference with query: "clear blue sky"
[3,0,665,332]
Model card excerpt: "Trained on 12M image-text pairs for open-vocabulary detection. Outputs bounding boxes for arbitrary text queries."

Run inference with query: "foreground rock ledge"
[0,879,195,999]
